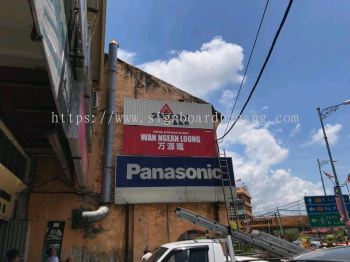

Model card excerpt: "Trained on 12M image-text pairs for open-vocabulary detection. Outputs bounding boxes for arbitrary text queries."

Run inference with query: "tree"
[283,228,300,241]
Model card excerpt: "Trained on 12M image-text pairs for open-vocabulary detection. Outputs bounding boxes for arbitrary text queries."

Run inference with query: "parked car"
[310,240,322,249]
[292,239,322,249]
[287,245,350,262]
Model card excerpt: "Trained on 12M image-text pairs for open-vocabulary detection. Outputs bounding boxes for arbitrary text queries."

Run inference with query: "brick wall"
[27,59,223,262]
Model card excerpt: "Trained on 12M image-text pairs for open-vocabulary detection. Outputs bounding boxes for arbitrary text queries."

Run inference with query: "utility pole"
[297,201,304,232]
[317,159,327,196]
[276,207,284,238]
[317,105,350,238]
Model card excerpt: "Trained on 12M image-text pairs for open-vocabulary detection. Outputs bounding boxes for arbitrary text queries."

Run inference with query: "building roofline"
[104,55,222,117]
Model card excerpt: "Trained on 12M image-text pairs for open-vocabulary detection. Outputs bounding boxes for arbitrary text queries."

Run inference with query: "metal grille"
[0,221,30,261]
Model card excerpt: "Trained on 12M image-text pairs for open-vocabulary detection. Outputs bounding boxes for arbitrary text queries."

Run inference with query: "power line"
[222,0,270,137]
[218,0,294,141]
[254,209,307,218]
[256,200,302,213]
[254,199,304,215]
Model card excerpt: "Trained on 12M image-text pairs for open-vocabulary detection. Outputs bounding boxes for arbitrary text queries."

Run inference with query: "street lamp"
[317,99,350,238]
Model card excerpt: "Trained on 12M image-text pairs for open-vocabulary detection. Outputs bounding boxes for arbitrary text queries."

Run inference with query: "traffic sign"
[308,213,343,227]
[306,203,350,213]
[304,195,350,228]
[304,195,350,205]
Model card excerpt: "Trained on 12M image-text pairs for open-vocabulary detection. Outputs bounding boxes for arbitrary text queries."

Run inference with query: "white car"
[310,240,321,249]
[146,239,269,262]
[235,256,269,262]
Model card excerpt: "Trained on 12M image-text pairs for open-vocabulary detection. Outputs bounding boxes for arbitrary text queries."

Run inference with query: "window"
[0,221,29,261]
[189,249,209,262]
[164,246,209,262]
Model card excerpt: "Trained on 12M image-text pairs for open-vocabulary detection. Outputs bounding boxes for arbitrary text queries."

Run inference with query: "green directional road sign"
[308,213,343,227]
[304,195,349,228]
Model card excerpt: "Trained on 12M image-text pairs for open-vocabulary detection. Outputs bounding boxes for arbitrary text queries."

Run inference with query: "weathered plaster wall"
[27,60,223,262]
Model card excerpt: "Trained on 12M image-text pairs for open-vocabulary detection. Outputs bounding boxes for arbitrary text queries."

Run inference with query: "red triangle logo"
[160,104,173,114]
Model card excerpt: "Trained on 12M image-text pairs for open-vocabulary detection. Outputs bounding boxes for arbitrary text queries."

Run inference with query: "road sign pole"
[317,107,350,238]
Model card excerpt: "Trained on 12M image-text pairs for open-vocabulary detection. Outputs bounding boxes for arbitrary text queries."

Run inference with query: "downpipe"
[81,40,119,223]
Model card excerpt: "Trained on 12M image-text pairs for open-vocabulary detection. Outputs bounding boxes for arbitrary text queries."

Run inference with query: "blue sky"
[106,0,350,212]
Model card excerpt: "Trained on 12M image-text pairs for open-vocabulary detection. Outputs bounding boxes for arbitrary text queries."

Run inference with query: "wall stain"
[83,224,106,239]
[68,246,123,262]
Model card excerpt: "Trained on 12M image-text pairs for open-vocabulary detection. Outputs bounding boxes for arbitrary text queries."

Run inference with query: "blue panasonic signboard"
[115,156,235,204]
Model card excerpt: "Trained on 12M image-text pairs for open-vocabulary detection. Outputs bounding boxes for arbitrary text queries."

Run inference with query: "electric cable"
[222,0,270,137]
[254,199,303,215]
[218,0,294,141]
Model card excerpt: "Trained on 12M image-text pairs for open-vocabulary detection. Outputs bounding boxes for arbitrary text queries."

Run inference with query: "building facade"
[0,1,236,261]
[0,11,231,259]
[0,0,106,260]
[234,187,309,236]
[26,58,230,261]
[235,186,253,221]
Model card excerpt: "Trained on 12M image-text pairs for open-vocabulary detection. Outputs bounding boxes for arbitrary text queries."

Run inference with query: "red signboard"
[123,126,217,157]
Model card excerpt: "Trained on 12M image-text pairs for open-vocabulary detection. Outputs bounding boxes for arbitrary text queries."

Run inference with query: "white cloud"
[261,169,323,211]
[118,49,136,64]
[220,120,288,166]
[138,36,244,97]
[168,49,178,55]
[219,90,237,109]
[289,123,301,138]
[303,123,342,146]
[261,106,269,110]
[218,120,323,212]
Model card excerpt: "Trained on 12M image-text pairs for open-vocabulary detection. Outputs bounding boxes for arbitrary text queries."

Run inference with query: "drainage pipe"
[82,40,119,222]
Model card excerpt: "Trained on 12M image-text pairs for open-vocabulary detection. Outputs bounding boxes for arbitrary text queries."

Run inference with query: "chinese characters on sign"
[42,221,65,260]
[123,126,216,157]
[157,142,184,151]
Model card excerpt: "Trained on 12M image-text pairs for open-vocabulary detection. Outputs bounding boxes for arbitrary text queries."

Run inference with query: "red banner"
[123,126,217,157]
